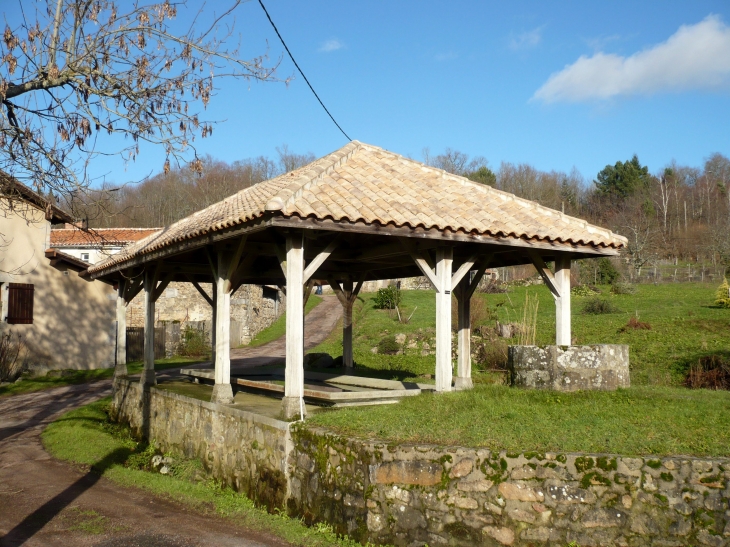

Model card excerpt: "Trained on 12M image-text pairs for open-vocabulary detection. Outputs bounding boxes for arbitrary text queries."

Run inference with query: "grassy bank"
[246,294,323,348]
[0,357,201,398]
[41,398,372,547]
[307,384,730,457]
[310,283,730,386]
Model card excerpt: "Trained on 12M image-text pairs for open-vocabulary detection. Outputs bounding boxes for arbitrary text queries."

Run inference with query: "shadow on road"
[0,444,132,546]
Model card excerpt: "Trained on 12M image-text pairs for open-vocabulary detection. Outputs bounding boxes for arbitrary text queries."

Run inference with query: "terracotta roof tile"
[51,228,162,247]
[89,141,627,275]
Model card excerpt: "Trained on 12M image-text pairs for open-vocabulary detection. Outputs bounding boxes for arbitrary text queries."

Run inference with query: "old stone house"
[50,226,283,349]
[0,178,117,372]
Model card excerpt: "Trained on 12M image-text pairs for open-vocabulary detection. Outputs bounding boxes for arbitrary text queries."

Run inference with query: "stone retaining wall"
[289,426,730,547]
[127,282,283,346]
[111,377,290,510]
[112,381,730,547]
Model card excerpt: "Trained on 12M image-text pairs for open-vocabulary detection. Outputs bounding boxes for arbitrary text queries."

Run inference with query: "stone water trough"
[181,366,436,407]
[508,344,630,391]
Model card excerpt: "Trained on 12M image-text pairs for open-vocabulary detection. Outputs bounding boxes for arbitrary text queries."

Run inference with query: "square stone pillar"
[283,233,305,419]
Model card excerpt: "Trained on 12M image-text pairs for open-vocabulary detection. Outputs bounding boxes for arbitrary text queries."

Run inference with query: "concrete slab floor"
[155,379,323,420]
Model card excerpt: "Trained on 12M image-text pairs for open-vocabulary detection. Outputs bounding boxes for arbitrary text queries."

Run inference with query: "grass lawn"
[41,398,372,547]
[305,282,730,456]
[307,384,730,457]
[245,295,323,348]
[0,357,202,398]
[310,283,730,386]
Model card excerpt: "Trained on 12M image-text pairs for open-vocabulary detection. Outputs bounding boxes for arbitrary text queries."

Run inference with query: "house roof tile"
[50,227,162,247]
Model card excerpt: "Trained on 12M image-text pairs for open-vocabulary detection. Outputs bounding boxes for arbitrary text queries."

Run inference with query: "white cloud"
[533,15,730,103]
[435,51,458,62]
[319,39,344,53]
[510,27,543,51]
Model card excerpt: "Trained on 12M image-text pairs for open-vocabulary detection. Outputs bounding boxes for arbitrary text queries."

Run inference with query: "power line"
[257,0,352,142]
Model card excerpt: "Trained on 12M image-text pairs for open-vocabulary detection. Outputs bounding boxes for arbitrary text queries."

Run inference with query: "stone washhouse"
[89,141,629,418]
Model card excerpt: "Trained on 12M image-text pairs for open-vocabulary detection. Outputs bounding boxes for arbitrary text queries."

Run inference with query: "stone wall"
[509,345,630,392]
[290,427,730,547]
[111,378,291,510]
[111,382,730,547]
[127,282,283,346]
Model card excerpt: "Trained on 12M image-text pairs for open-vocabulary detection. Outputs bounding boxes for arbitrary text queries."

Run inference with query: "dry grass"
[685,355,730,390]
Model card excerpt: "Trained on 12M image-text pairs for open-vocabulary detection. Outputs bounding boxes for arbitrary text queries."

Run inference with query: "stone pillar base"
[140,368,156,386]
[211,383,234,405]
[281,396,305,420]
[113,363,128,381]
[453,377,473,391]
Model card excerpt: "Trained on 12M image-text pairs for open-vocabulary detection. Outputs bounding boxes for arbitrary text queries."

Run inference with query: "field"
[311,282,730,386]
[305,282,730,456]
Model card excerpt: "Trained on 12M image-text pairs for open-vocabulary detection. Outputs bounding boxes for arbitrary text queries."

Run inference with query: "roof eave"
[88,214,623,280]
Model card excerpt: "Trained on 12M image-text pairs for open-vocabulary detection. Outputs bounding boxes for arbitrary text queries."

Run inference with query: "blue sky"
[7,1,730,185]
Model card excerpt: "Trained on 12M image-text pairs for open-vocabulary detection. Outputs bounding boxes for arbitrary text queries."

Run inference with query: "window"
[81,253,90,262]
[7,283,34,324]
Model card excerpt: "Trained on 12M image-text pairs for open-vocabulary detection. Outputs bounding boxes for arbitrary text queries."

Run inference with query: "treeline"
[424,148,730,277]
[75,145,730,277]
[74,145,314,228]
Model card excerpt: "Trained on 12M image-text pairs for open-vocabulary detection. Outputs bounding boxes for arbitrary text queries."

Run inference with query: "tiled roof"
[1,172,74,224]
[44,248,91,271]
[89,141,627,274]
[50,227,162,247]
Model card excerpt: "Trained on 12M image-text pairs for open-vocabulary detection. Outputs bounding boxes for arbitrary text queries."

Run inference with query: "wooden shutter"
[7,283,34,324]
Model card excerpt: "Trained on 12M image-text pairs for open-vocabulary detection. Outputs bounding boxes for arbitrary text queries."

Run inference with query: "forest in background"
[70,146,730,282]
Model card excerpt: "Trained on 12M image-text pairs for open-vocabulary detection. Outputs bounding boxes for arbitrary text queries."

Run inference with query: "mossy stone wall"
[111,380,730,546]
[111,378,290,510]
[290,426,730,547]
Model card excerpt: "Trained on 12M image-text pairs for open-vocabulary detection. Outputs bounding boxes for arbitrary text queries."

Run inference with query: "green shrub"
[177,326,211,357]
[377,335,400,355]
[582,297,620,315]
[611,281,637,295]
[571,284,600,297]
[715,278,730,308]
[373,286,401,309]
[578,257,621,285]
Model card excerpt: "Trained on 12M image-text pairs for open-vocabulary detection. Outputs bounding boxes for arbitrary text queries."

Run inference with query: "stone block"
[509,344,630,391]
[374,461,443,486]
[498,482,544,502]
[483,526,515,546]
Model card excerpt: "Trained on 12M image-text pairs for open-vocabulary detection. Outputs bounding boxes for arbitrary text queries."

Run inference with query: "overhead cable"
[257,0,352,142]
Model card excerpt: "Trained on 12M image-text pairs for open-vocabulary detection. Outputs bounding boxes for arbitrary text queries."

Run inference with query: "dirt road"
[0,296,343,546]
[0,381,289,547]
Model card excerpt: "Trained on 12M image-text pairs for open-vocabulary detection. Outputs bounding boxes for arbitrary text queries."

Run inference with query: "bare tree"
[0,0,280,214]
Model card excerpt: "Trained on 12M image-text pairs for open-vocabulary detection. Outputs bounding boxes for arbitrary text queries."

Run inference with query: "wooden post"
[454,279,471,390]
[453,260,490,390]
[328,276,365,369]
[555,255,572,346]
[283,233,305,419]
[342,280,354,367]
[212,251,234,404]
[114,279,127,379]
[435,247,453,392]
[141,269,156,386]
[211,281,217,368]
